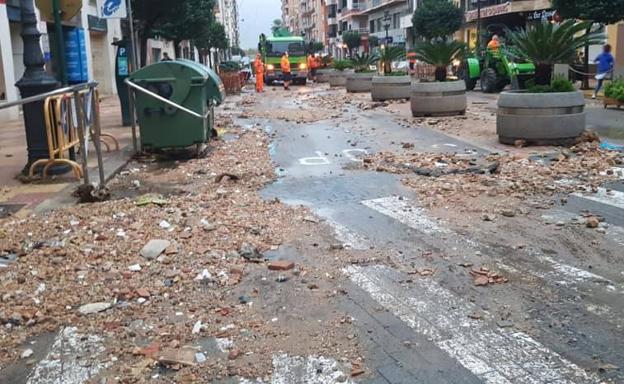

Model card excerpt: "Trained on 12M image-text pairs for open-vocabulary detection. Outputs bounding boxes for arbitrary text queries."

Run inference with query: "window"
[376,19,381,32]
[266,41,305,57]
[370,20,375,33]
[393,13,399,29]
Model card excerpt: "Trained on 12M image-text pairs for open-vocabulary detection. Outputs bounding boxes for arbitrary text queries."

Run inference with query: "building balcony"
[328,16,337,24]
[339,27,369,36]
[363,0,407,14]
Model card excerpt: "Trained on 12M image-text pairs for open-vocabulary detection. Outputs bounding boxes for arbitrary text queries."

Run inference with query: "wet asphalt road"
[242,85,624,383]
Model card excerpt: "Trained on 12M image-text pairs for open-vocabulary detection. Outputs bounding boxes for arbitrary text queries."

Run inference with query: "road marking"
[240,354,352,383]
[364,196,619,294]
[573,187,624,210]
[324,217,370,250]
[299,151,330,166]
[342,148,368,162]
[361,196,448,235]
[26,327,109,384]
[344,265,599,384]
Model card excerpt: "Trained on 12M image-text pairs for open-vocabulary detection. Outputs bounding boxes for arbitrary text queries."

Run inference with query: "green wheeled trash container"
[128,60,225,152]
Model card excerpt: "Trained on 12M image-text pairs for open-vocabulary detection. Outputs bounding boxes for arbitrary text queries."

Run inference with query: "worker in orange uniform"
[307,53,316,82]
[280,51,291,90]
[487,34,501,57]
[407,51,417,76]
[254,53,265,93]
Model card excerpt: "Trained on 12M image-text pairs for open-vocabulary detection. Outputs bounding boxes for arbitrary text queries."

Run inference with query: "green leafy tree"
[379,46,405,74]
[412,0,463,40]
[271,19,284,34]
[368,36,380,49]
[342,31,361,57]
[194,21,229,67]
[551,0,624,87]
[414,40,465,81]
[309,41,324,53]
[506,20,604,85]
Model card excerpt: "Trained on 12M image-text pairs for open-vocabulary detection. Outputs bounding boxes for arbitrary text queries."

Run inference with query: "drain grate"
[0,203,27,219]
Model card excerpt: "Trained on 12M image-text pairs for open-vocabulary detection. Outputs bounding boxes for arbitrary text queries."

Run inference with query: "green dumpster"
[128,60,225,151]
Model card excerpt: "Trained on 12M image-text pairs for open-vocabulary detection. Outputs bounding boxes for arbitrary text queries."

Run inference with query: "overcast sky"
[239,0,282,49]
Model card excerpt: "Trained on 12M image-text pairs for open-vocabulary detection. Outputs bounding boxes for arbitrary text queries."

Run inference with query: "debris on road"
[470,267,509,286]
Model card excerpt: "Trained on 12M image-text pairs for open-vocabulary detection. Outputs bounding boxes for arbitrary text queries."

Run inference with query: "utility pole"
[127,0,138,70]
[476,0,482,52]
[384,10,390,45]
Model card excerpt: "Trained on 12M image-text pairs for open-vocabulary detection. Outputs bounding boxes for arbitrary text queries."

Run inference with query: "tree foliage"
[412,0,463,40]
[271,19,284,34]
[552,0,624,25]
[506,20,605,85]
[414,40,465,81]
[132,0,216,65]
[379,46,405,74]
[342,31,361,55]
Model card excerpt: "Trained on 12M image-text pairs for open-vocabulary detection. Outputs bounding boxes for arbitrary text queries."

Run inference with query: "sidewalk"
[0,97,134,217]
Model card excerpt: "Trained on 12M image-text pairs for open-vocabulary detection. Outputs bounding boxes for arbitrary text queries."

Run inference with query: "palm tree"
[413,40,465,81]
[505,20,604,86]
[350,52,380,73]
[379,46,406,74]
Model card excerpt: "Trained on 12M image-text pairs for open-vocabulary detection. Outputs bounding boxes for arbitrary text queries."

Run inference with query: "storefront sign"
[97,0,127,19]
[88,15,108,32]
[36,0,82,22]
[527,9,556,21]
[466,2,511,22]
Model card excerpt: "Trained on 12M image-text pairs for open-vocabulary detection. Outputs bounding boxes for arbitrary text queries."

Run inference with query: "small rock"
[276,275,288,283]
[192,320,203,334]
[497,320,514,328]
[228,349,242,360]
[159,220,171,229]
[195,352,207,364]
[136,288,150,298]
[482,214,496,222]
[239,244,263,261]
[78,302,111,315]
[501,209,516,218]
[329,243,344,250]
[21,349,34,359]
[268,260,295,271]
[303,215,319,223]
[140,239,171,260]
[586,217,600,228]
[128,264,142,272]
[159,347,197,366]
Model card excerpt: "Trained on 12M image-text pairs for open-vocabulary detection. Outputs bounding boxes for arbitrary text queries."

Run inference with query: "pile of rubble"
[364,142,624,210]
[0,125,360,381]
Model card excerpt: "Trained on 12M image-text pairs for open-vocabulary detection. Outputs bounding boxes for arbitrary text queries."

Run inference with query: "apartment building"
[364,0,410,47]
[301,0,328,45]
[282,0,302,36]
[215,0,241,50]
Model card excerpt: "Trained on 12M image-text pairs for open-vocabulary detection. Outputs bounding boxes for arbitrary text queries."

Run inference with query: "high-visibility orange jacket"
[254,58,264,74]
[280,56,290,73]
[307,55,314,70]
[314,56,322,68]
[407,52,417,63]
[487,39,500,53]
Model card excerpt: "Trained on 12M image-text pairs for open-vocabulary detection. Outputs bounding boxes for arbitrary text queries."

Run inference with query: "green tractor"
[461,46,535,93]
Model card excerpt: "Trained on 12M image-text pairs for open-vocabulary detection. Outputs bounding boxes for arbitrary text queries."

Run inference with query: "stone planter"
[371,75,411,101]
[497,91,585,145]
[346,72,375,93]
[410,80,466,117]
[328,70,349,87]
[316,69,333,83]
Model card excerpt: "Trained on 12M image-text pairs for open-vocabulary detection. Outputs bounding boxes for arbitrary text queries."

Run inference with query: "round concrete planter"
[346,72,375,93]
[497,91,585,145]
[371,75,411,101]
[410,80,466,117]
[316,69,333,83]
[328,70,349,87]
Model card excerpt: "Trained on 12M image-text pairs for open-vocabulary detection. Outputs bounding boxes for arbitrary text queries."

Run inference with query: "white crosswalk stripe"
[573,187,624,210]
[363,196,619,293]
[345,265,600,384]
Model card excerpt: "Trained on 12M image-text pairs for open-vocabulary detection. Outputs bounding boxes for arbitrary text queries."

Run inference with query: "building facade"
[215,0,241,50]
[0,0,123,122]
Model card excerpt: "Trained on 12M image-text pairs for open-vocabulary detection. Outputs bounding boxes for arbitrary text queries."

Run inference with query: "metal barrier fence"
[0,82,110,187]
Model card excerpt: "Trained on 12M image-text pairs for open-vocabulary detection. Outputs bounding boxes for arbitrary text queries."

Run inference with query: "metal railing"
[0,82,108,187]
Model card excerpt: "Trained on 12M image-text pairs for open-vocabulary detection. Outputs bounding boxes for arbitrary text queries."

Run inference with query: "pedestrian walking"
[407,52,417,76]
[254,53,265,93]
[593,44,614,99]
[281,51,291,90]
[307,54,316,82]
[161,52,172,62]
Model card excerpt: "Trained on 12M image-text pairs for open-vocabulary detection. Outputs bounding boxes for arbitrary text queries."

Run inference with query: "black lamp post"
[15,0,60,175]
[383,10,390,45]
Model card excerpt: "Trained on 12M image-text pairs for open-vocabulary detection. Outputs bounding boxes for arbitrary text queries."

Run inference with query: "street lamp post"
[383,10,390,45]
[15,0,61,176]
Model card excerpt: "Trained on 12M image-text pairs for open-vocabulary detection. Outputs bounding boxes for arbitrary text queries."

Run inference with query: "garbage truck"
[258,34,308,85]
